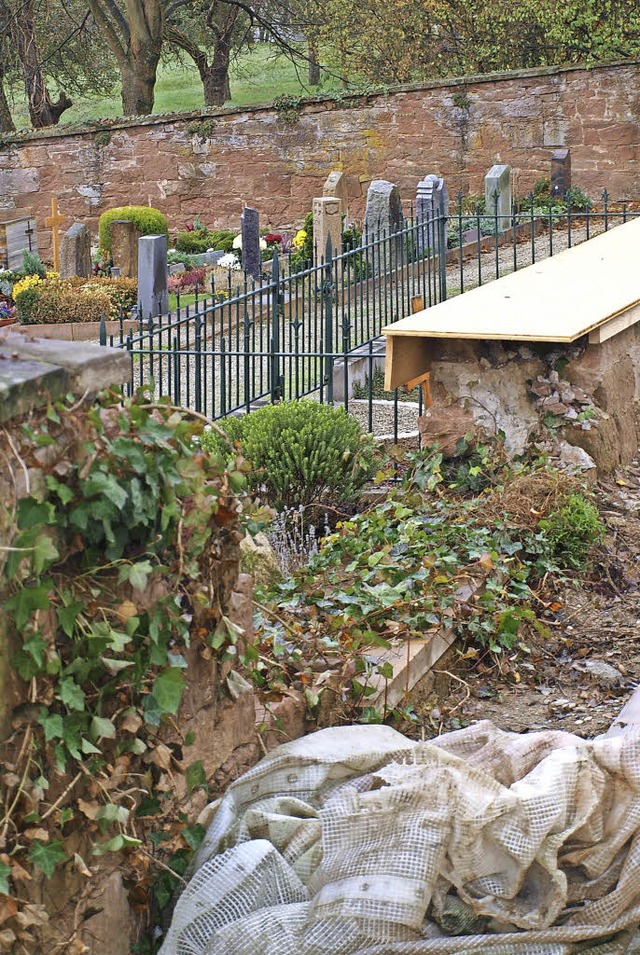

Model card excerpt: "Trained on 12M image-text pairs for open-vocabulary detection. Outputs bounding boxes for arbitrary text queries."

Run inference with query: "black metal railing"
[102,191,640,442]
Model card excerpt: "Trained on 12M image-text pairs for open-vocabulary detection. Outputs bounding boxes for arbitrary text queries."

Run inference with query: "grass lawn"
[9,45,347,130]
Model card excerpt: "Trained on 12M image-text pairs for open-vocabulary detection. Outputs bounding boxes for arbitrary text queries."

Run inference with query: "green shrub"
[98,205,168,253]
[539,493,605,569]
[22,249,46,277]
[201,400,376,511]
[14,286,41,324]
[175,228,236,254]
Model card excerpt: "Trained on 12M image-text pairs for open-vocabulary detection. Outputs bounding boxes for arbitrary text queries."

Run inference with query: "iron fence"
[102,191,640,442]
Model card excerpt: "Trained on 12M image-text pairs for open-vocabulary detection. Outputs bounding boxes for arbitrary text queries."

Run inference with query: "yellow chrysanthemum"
[12,274,42,298]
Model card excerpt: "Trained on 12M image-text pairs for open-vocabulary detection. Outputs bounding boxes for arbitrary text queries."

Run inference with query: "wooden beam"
[384,334,432,391]
[588,301,640,344]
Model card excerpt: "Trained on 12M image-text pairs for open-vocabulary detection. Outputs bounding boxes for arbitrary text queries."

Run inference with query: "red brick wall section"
[2,60,640,263]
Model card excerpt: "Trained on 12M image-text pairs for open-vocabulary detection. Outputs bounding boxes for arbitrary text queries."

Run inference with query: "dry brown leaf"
[0,898,18,926]
[77,799,100,821]
[67,938,90,954]
[14,904,48,929]
[148,744,172,772]
[116,599,138,620]
[1,773,20,789]
[73,853,93,878]
[0,928,16,946]
[9,860,31,884]
[22,828,48,842]
[119,710,142,734]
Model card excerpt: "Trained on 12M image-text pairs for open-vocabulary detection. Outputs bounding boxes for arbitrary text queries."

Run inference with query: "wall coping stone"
[0,330,131,423]
[1,58,639,147]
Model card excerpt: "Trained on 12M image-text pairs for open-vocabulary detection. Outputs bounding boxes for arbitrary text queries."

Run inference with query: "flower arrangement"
[0,301,13,321]
[167,267,208,295]
[292,229,307,250]
[217,252,241,270]
[12,273,43,299]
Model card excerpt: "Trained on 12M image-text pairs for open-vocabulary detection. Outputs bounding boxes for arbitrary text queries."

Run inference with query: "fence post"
[323,234,334,404]
[270,251,283,403]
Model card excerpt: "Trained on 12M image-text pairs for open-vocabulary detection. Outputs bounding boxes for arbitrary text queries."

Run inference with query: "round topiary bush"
[201,400,377,512]
[98,205,168,253]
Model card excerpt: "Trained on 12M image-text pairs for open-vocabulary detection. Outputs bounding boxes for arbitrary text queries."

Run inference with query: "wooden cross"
[44,197,65,271]
[25,221,35,251]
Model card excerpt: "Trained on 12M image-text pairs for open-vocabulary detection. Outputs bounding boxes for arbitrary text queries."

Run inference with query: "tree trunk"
[120,58,159,115]
[4,0,72,127]
[201,54,232,106]
[308,40,320,85]
[0,67,15,132]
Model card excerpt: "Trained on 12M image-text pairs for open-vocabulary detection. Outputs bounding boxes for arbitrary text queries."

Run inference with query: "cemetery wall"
[2,59,640,260]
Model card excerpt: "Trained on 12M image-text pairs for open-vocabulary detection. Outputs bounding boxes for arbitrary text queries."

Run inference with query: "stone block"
[59,222,92,278]
[323,170,349,219]
[313,196,342,265]
[484,164,512,233]
[551,148,571,198]
[137,234,169,319]
[241,206,261,281]
[110,219,140,278]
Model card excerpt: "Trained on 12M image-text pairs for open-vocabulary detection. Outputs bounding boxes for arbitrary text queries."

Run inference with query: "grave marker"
[59,223,92,279]
[551,148,571,199]
[241,207,261,281]
[138,235,168,319]
[313,197,342,265]
[416,175,448,255]
[44,197,65,270]
[0,217,38,270]
[110,220,140,278]
[323,171,349,220]
[484,165,512,233]
[364,180,404,273]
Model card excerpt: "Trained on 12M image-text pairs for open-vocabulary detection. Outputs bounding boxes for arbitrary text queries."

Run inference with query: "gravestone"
[241,206,261,281]
[484,165,512,233]
[313,197,342,265]
[416,175,448,255]
[0,217,38,270]
[138,235,168,319]
[110,220,140,278]
[551,148,571,199]
[364,180,404,237]
[323,171,349,220]
[59,223,92,279]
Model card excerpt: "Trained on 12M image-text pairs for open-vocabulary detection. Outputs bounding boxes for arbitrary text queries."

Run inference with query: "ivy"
[0,388,248,931]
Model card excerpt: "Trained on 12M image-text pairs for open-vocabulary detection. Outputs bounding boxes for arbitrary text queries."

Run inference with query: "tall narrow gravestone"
[364,180,404,273]
[59,223,92,279]
[138,235,168,319]
[313,197,342,265]
[416,175,448,255]
[551,148,571,199]
[323,171,349,220]
[484,165,512,233]
[241,207,261,281]
[110,220,140,277]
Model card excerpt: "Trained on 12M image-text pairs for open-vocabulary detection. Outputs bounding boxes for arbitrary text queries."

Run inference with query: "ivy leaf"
[0,859,11,895]
[83,470,128,509]
[58,679,86,712]
[182,824,205,851]
[17,498,55,530]
[33,535,60,574]
[45,475,74,505]
[40,712,64,742]
[29,839,67,878]
[185,760,207,795]
[90,716,116,741]
[151,668,185,715]
[5,583,52,631]
[56,600,84,638]
[91,834,141,856]
[118,560,153,593]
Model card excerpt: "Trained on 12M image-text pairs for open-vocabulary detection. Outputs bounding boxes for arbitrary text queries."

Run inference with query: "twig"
[4,428,30,494]
[434,669,471,714]
[138,402,233,446]
[0,729,32,842]
[253,599,299,638]
[41,771,83,821]
[135,845,188,886]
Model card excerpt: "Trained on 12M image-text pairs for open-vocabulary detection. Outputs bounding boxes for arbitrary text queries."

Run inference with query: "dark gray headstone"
[416,175,449,255]
[59,223,92,279]
[461,228,480,244]
[551,148,571,199]
[363,180,403,237]
[138,235,168,319]
[110,220,140,277]
[241,207,261,281]
[484,165,512,233]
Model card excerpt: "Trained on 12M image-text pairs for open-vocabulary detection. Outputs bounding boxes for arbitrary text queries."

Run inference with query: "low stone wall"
[2,60,640,263]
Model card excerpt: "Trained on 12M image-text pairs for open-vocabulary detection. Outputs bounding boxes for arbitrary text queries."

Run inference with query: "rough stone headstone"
[0,217,38,270]
[323,170,349,220]
[484,164,512,233]
[313,197,342,265]
[138,235,168,319]
[59,223,92,279]
[364,179,404,238]
[461,228,480,244]
[110,220,141,278]
[416,174,448,255]
[241,206,261,281]
[551,148,571,199]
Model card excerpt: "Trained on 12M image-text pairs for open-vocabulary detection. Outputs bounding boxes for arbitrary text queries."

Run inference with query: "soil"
[416,459,640,740]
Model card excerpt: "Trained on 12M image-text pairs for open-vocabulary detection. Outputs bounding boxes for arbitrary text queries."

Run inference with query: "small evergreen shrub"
[99,205,168,253]
[540,493,605,569]
[21,249,46,277]
[14,275,136,324]
[175,229,236,254]
[201,400,376,511]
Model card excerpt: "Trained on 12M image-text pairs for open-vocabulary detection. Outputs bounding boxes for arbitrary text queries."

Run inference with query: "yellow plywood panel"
[383,217,640,344]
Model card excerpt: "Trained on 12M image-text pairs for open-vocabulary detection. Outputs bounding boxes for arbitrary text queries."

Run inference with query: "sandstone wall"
[2,61,640,262]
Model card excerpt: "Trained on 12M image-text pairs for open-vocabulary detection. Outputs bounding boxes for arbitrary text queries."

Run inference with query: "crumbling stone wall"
[2,60,640,263]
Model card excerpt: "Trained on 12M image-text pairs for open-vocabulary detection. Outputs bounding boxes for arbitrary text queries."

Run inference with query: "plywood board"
[383,217,640,344]
[588,301,640,344]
